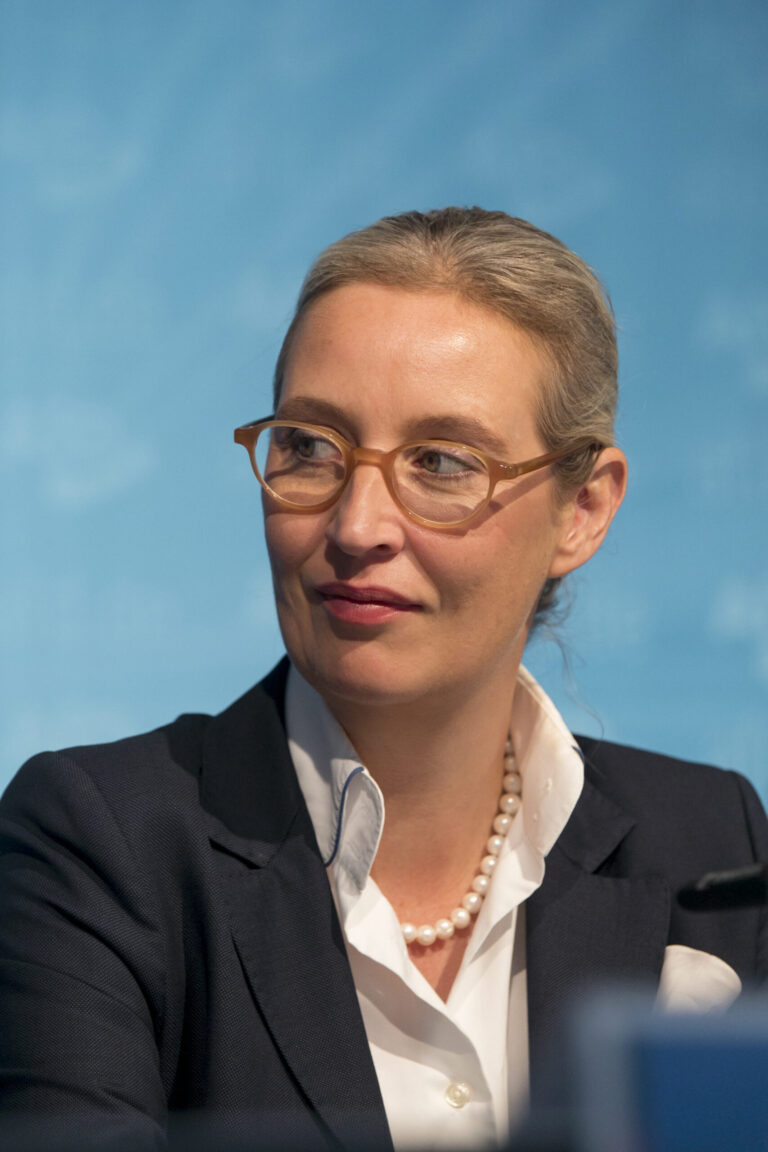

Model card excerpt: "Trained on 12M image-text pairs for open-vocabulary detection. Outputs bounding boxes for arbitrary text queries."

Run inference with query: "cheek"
[454,513,561,616]
[263,514,326,666]
[264,523,327,662]
[264,511,324,584]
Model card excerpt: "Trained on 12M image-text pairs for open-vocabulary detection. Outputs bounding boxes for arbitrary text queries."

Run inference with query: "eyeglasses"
[234,417,602,530]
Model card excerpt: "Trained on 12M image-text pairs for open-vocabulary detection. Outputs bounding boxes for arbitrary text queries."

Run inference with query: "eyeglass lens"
[255,424,491,524]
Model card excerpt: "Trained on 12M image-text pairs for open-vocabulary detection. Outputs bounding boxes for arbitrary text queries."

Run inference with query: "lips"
[316,582,419,607]
[315,581,422,624]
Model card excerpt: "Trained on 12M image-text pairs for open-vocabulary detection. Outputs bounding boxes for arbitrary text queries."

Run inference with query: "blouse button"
[445,1082,472,1109]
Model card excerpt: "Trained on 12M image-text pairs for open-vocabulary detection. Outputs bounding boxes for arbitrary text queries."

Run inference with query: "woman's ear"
[548,447,628,579]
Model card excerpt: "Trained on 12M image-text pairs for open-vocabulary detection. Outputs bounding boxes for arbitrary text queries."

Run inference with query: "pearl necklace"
[400,735,522,948]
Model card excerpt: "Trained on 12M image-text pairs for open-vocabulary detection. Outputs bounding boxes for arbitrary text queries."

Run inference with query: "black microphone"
[677,862,768,910]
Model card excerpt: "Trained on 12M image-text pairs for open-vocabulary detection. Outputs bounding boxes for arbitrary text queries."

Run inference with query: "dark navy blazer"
[1,659,767,1149]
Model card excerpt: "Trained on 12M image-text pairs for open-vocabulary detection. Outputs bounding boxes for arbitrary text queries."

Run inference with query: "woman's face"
[265,283,580,712]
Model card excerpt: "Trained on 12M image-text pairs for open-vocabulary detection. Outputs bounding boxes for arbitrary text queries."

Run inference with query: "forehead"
[281,283,549,450]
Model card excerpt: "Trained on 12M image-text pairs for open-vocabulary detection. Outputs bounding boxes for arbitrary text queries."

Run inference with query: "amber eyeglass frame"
[234,417,603,530]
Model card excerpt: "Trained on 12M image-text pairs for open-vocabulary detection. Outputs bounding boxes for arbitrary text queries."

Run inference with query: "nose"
[324,457,407,558]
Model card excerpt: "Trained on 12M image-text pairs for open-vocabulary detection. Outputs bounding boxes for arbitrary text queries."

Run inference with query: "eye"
[420,449,462,474]
[295,433,326,459]
[278,426,341,462]
[410,444,484,477]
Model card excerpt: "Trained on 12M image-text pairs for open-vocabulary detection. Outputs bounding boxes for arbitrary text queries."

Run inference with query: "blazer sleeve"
[0,751,168,1148]
[731,769,768,982]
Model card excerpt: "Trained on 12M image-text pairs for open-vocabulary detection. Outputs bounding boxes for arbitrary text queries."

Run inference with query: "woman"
[1,208,766,1151]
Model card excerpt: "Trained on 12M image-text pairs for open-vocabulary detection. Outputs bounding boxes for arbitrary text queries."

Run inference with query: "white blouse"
[286,665,584,1149]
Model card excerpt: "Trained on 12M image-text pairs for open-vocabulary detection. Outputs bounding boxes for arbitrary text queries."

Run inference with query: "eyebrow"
[275,396,512,458]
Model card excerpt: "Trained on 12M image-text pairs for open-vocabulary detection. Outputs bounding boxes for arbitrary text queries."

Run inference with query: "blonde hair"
[273,207,618,628]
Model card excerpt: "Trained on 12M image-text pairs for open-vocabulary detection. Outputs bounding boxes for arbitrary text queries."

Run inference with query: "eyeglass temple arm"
[497,439,603,479]
[234,417,277,445]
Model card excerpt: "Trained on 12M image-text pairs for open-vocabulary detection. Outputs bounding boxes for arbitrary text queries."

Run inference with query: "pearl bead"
[493,813,511,835]
[399,731,521,947]
[462,891,483,915]
[451,907,471,929]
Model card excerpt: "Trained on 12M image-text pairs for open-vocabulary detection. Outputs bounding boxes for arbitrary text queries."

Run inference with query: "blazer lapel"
[526,773,671,1108]
[200,662,392,1150]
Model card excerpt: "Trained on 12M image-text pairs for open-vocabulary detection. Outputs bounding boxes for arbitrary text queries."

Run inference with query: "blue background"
[2,0,767,800]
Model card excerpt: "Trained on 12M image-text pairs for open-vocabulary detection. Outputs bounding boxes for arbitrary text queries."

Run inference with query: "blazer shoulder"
[576,734,733,788]
[574,733,768,859]
[3,658,291,809]
[3,710,208,813]
[1,660,292,855]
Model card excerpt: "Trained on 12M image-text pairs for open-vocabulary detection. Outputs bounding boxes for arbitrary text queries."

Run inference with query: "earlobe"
[548,448,628,579]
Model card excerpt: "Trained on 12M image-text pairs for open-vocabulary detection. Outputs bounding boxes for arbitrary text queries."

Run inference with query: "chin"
[291,642,438,710]
[278,606,424,705]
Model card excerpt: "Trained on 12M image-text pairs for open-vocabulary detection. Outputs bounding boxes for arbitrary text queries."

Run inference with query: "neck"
[324,670,520,883]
